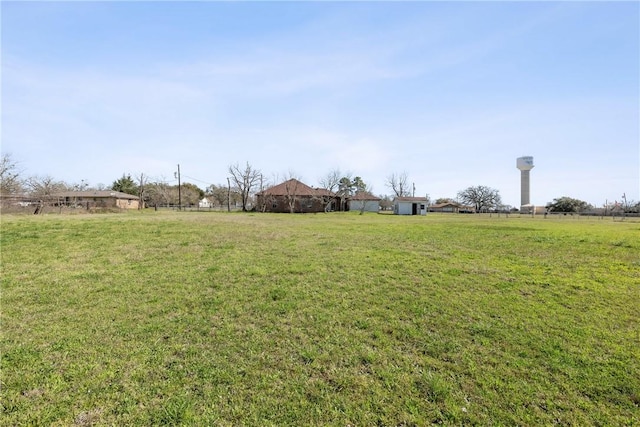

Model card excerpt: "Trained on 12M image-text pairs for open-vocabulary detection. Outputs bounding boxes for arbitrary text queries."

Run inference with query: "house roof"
[313,188,335,197]
[351,191,381,201]
[53,191,139,200]
[431,202,461,208]
[394,197,430,203]
[258,179,330,197]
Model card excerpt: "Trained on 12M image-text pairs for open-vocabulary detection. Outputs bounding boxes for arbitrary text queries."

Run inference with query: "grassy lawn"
[1,211,638,426]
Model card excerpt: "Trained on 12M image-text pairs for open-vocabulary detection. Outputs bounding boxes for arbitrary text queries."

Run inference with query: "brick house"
[256,179,339,213]
[429,202,461,213]
[53,191,140,209]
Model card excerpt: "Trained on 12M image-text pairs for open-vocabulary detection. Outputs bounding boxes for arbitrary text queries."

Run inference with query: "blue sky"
[2,1,638,207]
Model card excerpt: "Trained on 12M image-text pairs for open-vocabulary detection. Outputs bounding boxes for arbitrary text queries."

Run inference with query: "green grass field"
[1,211,638,426]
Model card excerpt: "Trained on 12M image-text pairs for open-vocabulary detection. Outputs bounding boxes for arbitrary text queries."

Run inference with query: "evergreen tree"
[111,174,138,196]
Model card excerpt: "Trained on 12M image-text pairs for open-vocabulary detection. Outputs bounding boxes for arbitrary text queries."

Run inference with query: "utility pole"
[175,164,182,211]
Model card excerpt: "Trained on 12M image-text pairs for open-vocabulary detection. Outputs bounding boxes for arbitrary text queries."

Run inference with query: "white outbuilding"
[348,192,381,213]
[198,197,213,208]
[393,197,429,216]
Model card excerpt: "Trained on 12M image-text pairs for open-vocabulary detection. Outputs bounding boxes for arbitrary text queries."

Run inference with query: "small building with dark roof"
[348,191,381,213]
[429,202,461,213]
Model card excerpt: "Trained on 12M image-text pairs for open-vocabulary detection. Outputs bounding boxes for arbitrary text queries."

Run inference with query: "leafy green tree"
[207,184,229,209]
[338,177,352,196]
[181,182,205,206]
[181,182,204,199]
[112,174,138,196]
[337,176,355,211]
[352,176,367,193]
[546,196,591,213]
[179,186,198,206]
[334,176,373,214]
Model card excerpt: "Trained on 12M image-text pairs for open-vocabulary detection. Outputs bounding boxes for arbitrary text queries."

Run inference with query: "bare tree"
[319,168,343,193]
[283,173,302,213]
[0,153,24,195]
[318,168,348,212]
[434,197,456,205]
[25,175,67,199]
[256,174,276,212]
[145,178,173,207]
[259,191,277,213]
[457,185,502,213]
[71,180,89,191]
[228,162,261,211]
[386,172,411,197]
[136,173,147,209]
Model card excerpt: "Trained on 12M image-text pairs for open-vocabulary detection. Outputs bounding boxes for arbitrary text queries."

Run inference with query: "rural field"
[1,211,638,426]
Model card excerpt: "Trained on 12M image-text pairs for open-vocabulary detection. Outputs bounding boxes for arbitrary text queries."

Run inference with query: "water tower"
[516,156,534,207]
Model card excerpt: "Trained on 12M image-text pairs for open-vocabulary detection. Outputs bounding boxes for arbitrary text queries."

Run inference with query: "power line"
[182,174,215,186]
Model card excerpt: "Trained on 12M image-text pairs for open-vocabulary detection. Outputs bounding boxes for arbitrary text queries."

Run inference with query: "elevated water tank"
[516,156,534,206]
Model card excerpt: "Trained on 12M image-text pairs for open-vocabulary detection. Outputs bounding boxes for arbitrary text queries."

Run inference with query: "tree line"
[2,153,637,213]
